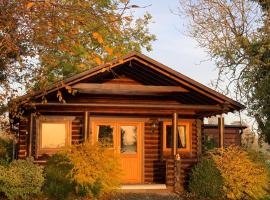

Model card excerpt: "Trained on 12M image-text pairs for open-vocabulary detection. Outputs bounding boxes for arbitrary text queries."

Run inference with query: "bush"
[64,142,121,199]
[0,158,44,200]
[211,146,269,200]
[43,154,74,200]
[188,157,224,198]
[0,135,14,165]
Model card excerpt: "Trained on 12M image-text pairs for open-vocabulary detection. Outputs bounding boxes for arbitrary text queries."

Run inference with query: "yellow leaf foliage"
[211,146,269,200]
[105,46,113,56]
[94,56,103,65]
[64,142,122,197]
[92,32,104,44]
[26,2,34,9]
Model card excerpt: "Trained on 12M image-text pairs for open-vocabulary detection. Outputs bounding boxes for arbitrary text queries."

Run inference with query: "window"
[120,125,137,153]
[41,123,66,148]
[37,117,72,155]
[96,125,114,147]
[163,121,190,152]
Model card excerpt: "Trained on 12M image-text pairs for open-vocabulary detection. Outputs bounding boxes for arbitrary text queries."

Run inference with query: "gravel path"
[108,193,182,200]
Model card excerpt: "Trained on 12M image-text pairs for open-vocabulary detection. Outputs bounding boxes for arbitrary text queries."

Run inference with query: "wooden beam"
[84,111,89,142]
[72,83,189,95]
[31,103,223,111]
[218,115,225,148]
[37,109,196,116]
[172,112,178,156]
[196,119,202,156]
[28,113,33,157]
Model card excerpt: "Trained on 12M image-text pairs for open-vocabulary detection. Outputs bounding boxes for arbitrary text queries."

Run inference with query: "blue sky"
[130,0,246,124]
[131,0,217,86]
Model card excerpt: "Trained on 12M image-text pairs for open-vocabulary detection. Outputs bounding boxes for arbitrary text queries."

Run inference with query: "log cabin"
[11,52,245,191]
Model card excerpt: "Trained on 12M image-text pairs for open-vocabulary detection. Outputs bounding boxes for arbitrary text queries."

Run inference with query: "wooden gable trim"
[31,102,224,111]
[72,83,189,95]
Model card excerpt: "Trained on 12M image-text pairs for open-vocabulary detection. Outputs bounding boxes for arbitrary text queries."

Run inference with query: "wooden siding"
[144,120,166,183]
[18,118,29,159]
[71,116,84,145]
[18,114,201,189]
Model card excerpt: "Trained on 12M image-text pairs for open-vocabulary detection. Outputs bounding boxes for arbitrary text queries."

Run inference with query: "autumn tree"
[178,0,270,143]
[0,0,155,115]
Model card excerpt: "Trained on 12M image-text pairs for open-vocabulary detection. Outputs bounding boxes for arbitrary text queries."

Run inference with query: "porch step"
[121,184,167,190]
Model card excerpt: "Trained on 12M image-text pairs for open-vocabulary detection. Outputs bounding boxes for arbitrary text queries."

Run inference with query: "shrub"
[43,154,74,200]
[0,135,14,165]
[0,158,44,200]
[64,142,121,199]
[211,146,269,200]
[188,157,224,198]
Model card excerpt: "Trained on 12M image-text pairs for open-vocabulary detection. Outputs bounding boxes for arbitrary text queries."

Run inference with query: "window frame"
[36,116,73,155]
[163,121,191,152]
[92,122,116,149]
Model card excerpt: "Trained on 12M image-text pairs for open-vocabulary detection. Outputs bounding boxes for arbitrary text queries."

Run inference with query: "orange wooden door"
[117,122,142,184]
[92,120,143,184]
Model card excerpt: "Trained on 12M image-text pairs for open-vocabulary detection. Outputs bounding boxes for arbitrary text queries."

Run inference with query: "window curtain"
[177,126,186,148]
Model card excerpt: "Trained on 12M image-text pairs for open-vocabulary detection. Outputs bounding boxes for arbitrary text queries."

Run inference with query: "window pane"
[166,125,173,148]
[121,126,137,153]
[97,125,114,147]
[166,125,187,149]
[41,123,66,148]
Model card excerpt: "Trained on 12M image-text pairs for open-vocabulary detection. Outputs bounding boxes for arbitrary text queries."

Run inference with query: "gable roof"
[17,51,245,111]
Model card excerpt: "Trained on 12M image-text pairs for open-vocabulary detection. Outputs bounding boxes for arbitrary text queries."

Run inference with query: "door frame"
[90,116,146,183]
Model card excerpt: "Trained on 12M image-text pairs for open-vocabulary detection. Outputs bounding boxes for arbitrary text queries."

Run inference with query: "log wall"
[71,116,84,145]
[18,115,200,189]
[144,120,166,183]
[18,118,29,159]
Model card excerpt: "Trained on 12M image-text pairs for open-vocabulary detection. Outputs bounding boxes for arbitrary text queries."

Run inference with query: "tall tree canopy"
[0,0,155,113]
[178,0,270,143]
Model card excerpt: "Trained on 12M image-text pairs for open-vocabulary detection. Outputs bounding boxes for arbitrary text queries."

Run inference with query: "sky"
[130,0,246,124]
[131,0,217,86]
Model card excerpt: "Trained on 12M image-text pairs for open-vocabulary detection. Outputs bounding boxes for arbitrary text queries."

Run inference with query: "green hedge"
[43,154,74,200]
[0,136,14,165]
[0,158,44,200]
[188,157,224,198]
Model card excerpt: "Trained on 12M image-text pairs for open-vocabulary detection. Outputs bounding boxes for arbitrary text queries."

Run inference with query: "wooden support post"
[172,112,178,156]
[196,119,202,156]
[218,115,225,148]
[84,112,89,142]
[28,113,33,157]
[174,159,183,193]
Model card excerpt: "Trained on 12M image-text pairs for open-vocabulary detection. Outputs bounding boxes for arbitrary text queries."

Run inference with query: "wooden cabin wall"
[18,118,29,159]
[144,120,165,184]
[71,116,84,145]
[18,114,200,188]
